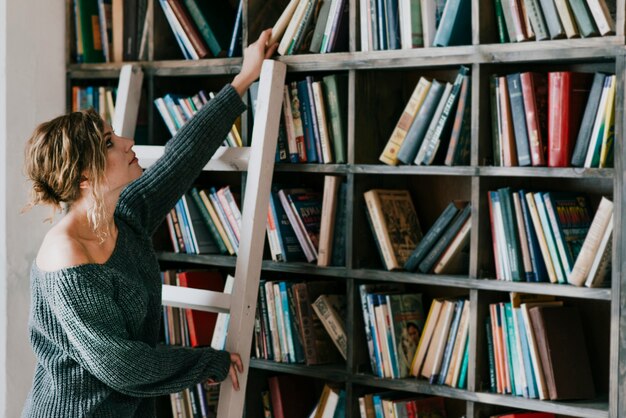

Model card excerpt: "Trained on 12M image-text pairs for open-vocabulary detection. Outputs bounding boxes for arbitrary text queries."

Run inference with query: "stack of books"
[249,75,348,164]
[485,293,596,401]
[268,176,347,265]
[357,394,446,418]
[165,186,241,256]
[494,0,615,43]
[380,66,471,167]
[359,0,471,50]
[270,0,349,55]
[358,284,425,378]
[409,297,470,389]
[490,71,615,168]
[71,85,116,124]
[253,280,345,365]
[154,90,242,145]
[158,0,242,59]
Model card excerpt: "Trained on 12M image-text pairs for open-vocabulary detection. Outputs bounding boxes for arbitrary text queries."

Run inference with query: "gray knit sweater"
[22,85,246,418]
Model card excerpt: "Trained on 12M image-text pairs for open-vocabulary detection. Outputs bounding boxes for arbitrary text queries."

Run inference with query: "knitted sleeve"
[116,84,247,235]
[50,266,231,397]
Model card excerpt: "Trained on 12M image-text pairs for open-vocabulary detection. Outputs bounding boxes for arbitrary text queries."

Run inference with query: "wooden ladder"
[160,59,287,418]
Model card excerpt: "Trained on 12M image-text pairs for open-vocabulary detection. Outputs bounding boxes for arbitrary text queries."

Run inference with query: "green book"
[190,187,228,254]
[569,0,600,37]
[497,187,524,281]
[182,0,234,57]
[457,337,470,389]
[75,0,105,62]
[322,74,348,164]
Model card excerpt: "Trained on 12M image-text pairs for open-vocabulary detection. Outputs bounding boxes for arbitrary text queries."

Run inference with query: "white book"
[278,0,309,55]
[312,81,333,163]
[398,0,412,49]
[414,82,452,165]
[587,0,615,35]
[210,275,235,350]
[585,216,613,287]
[421,0,437,47]
[158,0,198,59]
[359,0,371,51]
[112,64,144,139]
[264,281,282,362]
[492,193,512,281]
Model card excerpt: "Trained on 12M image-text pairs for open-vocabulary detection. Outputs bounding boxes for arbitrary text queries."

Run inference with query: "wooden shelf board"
[479,167,614,179]
[249,359,349,381]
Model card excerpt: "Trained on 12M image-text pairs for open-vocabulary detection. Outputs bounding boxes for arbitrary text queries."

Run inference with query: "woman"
[21,28,277,418]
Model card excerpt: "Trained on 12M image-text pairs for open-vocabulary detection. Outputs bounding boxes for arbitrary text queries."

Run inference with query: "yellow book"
[599,75,616,168]
[198,189,235,255]
[379,77,431,165]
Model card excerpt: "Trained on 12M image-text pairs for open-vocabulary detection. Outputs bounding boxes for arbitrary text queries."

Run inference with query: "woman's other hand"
[231,29,279,96]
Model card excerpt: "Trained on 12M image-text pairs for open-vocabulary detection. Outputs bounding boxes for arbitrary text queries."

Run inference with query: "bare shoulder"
[36,226,92,272]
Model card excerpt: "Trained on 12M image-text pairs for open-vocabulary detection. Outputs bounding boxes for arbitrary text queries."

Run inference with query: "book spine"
[523,0,549,40]
[569,0,600,37]
[282,86,301,163]
[297,80,318,162]
[534,192,566,283]
[264,282,282,362]
[190,188,228,254]
[227,0,243,57]
[312,81,334,163]
[312,295,348,360]
[322,75,348,164]
[506,73,532,166]
[290,82,308,162]
[182,0,222,56]
[537,0,565,38]
[485,317,497,392]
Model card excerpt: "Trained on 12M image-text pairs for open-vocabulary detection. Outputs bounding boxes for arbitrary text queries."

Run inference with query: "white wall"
[0,0,65,416]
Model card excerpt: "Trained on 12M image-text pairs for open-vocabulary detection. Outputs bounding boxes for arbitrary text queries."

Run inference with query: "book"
[519,72,548,166]
[318,175,341,267]
[507,73,531,166]
[547,72,593,167]
[569,196,613,286]
[409,298,443,376]
[322,74,348,164]
[397,79,444,165]
[432,0,471,46]
[528,305,596,400]
[380,77,432,165]
[387,293,426,378]
[182,0,235,57]
[278,188,316,262]
[311,294,348,360]
[363,189,423,270]
[293,281,343,365]
[268,375,319,418]
[210,274,234,350]
[177,270,224,347]
[585,215,613,288]
[112,64,144,139]
[404,201,461,272]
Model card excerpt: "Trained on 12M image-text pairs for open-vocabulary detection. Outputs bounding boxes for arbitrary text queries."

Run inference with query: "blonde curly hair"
[23,108,111,242]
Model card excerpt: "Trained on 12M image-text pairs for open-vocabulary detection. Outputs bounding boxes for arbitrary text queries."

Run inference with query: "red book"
[177,270,224,347]
[547,72,593,167]
[268,375,319,418]
[520,72,548,166]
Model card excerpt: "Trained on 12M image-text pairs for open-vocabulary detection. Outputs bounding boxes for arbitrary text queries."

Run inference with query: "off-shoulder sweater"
[22,84,246,418]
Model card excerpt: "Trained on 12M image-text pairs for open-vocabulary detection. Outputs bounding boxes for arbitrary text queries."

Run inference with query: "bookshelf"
[66,0,626,417]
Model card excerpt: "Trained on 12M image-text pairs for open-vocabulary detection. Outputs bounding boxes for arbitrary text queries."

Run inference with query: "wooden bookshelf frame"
[66,0,626,416]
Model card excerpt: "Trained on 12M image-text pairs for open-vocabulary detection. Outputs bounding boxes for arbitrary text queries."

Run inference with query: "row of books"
[158,0,242,60]
[270,0,349,56]
[268,177,346,267]
[409,297,470,389]
[485,294,595,400]
[360,0,471,51]
[494,0,615,43]
[160,270,233,418]
[358,285,425,379]
[488,188,613,287]
[490,71,615,168]
[166,187,241,256]
[253,280,346,365]
[357,394,446,418]
[155,90,242,145]
[380,66,471,167]
[250,75,348,164]
[364,189,471,273]
[73,0,150,63]
[71,85,116,125]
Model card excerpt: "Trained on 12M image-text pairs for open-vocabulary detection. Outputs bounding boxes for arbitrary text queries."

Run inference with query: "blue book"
[384,0,401,49]
[376,0,388,49]
[404,201,460,271]
[432,0,471,46]
[282,282,304,363]
[305,76,324,162]
[227,0,243,57]
[504,303,523,396]
[436,299,464,385]
[333,390,346,418]
[330,183,347,267]
[534,192,566,284]
[296,80,318,162]
[379,294,400,378]
[269,190,306,262]
[515,308,538,398]
[372,394,385,418]
[518,190,549,282]
[506,73,532,166]
[368,294,384,377]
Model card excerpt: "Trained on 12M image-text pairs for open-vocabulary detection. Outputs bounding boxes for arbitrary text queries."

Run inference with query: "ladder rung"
[135,145,250,171]
[161,285,231,313]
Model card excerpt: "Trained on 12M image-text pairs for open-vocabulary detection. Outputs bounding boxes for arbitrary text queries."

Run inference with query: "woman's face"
[102,124,143,192]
